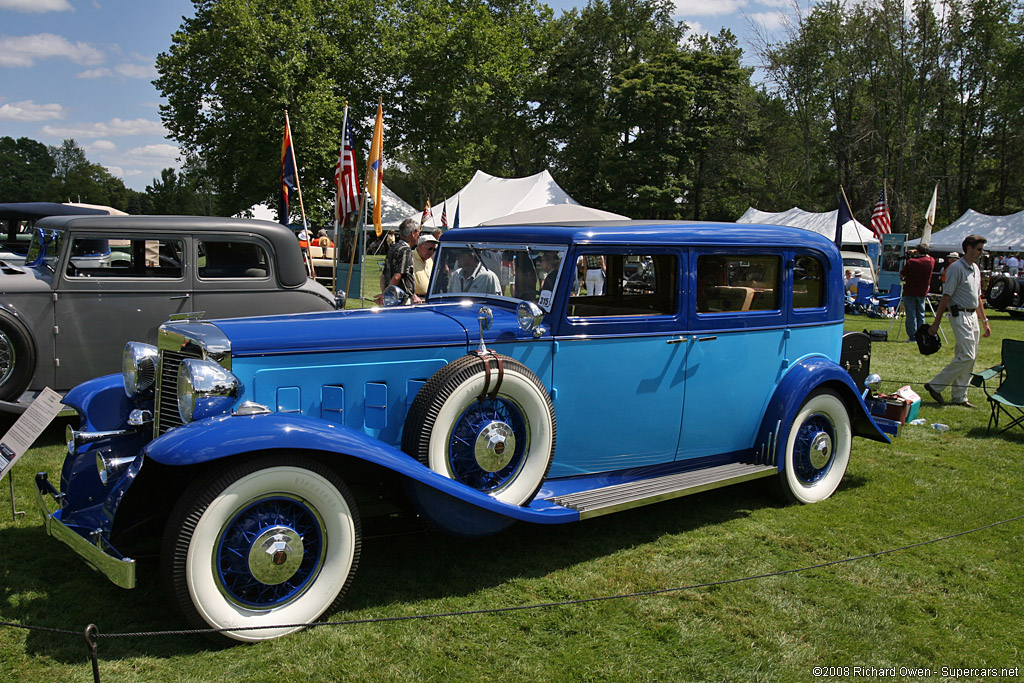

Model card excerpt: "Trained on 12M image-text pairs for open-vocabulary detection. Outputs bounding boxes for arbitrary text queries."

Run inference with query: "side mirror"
[517,300,546,337]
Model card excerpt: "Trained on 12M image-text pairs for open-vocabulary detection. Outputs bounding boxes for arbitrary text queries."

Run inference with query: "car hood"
[0,262,52,292]
[210,303,531,356]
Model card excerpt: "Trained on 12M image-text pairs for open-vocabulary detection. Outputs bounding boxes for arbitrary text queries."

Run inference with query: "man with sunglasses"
[413,233,438,299]
[923,235,991,407]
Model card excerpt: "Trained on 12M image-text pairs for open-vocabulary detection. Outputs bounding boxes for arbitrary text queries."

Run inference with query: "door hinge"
[53,325,59,335]
[55,358,60,367]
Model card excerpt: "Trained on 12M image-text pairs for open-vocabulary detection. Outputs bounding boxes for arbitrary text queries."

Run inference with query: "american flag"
[441,199,448,228]
[870,188,891,238]
[334,115,360,225]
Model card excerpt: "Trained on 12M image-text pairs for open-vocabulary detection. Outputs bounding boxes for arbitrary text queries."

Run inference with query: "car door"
[678,249,787,459]
[547,248,685,478]
[190,235,300,317]
[53,232,191,390]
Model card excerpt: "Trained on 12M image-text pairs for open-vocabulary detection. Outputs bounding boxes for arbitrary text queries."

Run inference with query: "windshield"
[23,227,63,269]
[429,243,568,311]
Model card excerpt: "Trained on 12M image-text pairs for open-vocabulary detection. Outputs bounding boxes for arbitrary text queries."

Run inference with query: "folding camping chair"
[970,338,1024,435]
[851,280,875,315]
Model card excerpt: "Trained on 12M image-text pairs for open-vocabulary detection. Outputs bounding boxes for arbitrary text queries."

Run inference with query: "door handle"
[666,336,688,345]
[696,336,717,342]
[170,293,191,300]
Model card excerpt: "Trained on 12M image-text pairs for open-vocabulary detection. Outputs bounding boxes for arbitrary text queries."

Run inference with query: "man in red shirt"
[900,245,935,341]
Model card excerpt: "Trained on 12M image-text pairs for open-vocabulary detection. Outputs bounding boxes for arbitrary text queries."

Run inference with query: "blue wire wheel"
[446,397,530,492]
[403,354,555,505]
[781,391,851,504]
[163,456,361,643]
[215,495,325,609]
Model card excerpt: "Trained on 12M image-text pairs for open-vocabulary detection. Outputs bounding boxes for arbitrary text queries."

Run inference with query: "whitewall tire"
[779,390,852,504]
[161,454,361,643]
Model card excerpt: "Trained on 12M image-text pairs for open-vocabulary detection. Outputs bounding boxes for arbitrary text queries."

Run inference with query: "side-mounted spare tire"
[986,275,1018,310]
[402,353,556,506]
[0,310,36,402]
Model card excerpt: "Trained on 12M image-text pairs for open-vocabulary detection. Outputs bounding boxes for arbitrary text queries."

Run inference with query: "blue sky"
[1,0,794,192]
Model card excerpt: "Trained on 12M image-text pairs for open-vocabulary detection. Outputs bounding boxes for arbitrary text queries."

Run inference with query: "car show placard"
[0,387,65,482]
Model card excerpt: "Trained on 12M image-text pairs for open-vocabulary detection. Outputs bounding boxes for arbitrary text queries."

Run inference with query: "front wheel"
[161,454,361,643]
[778,390,852,504]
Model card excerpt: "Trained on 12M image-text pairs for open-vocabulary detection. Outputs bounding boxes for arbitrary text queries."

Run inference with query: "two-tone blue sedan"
[36,221,891,643]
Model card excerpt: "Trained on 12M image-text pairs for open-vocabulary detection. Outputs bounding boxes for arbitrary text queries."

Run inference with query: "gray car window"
[64,237,184,278]
[198,240,270,279]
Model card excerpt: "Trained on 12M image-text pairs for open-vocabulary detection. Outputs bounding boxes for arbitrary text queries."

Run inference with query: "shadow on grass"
[4,476,785,662]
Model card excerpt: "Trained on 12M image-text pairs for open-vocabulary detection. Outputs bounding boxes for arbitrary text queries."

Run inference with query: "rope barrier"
[2,513,1021,682]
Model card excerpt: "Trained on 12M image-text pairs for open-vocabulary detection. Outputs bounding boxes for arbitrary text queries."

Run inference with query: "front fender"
[144,412,578,524]
[755,356,890,468]
[63,373,134,431]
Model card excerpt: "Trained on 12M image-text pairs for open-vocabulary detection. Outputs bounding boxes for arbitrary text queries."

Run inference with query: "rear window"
[697,254,780,313]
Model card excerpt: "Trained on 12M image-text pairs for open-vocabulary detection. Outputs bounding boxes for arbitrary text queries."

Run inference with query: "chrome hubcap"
[474,422,516,472]
[247,526,305,585]
[808,432,833,469]
[0,330,14,387]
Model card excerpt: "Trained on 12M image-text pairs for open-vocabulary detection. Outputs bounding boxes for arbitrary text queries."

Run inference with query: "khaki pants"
[929,312,980,403]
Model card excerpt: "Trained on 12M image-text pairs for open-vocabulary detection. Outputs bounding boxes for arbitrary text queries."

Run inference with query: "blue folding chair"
[851,280,875,315]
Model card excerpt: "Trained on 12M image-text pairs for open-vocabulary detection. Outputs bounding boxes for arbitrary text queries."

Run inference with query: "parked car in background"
[0,202,125,264]
[0,215,342,412]
[840,250,875,284]
[37,221,891,643]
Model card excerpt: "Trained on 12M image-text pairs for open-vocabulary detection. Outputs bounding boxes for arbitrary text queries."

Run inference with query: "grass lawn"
[1,304,1022,682]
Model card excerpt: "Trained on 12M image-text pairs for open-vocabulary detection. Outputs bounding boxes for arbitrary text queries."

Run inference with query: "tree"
[49,138,125,207]
[0,136,57,201]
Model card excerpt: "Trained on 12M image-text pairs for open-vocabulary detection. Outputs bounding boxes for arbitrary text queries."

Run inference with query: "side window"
[793,255,826,309]
[697,254,780,313]
[65,237,183,278]
[198,240,269,279]
[568,253,676,317]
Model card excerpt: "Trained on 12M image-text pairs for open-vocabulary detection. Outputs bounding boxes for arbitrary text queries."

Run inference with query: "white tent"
[737,207,878,246]
[409,170,587,228]
[481,204,627,225]
[236,184,417,230]
[907,208,1024,253]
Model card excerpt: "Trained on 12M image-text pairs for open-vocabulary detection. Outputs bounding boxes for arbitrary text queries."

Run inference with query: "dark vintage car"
[36,221,891,643]
[0,215,342,412]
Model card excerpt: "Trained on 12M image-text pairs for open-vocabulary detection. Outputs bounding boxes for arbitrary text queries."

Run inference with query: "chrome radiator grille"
[154,348,201,436]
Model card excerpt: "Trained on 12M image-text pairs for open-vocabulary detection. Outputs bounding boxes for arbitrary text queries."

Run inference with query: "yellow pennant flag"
[365,97,384,237]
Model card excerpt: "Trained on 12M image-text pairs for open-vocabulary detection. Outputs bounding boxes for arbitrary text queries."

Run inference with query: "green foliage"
[0,137,56,202]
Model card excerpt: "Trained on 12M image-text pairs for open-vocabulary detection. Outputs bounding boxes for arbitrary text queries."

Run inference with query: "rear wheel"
[778,391,852,504]
[0,311,35,402]
[161,454,361,643]
[986,275,1017,310]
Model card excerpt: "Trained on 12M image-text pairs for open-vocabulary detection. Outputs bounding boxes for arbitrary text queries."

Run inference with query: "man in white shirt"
[1006,253,1020,276]
[449,250,502,295]
[924,235,991,407]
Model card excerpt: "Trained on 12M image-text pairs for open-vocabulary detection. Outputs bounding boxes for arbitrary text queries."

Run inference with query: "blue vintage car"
[36,221,891,643]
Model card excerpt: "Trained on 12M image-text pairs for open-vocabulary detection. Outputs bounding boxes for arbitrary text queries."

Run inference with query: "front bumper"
[34,472,136,589]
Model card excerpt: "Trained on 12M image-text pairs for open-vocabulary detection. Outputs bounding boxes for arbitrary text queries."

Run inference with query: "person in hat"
[924,235,990,407]
[846,269,869,295]
[900,245,935,341]
[413,233,438,298]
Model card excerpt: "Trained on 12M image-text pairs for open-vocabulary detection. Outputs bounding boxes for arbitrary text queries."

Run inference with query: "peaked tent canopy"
[480,203,627,225]
[907,208,1024,253]
[409,170,600,228]
[237,184,416,230]
[737,207,878,245]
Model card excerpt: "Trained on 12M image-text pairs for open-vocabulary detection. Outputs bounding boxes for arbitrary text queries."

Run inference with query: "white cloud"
[76,67,113,79]
[41,117,167,138]
[0,33,104,68]
[115,62,157,79]
[123,143,179,163]
[0,99,66,121]
[674,0,748,17]
[749,10,788,31]
[0,0,73,12]
[85,139,116,152]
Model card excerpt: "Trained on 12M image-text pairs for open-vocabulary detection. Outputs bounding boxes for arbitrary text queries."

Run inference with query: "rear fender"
[143,412,575,523]
[755,356,890,469]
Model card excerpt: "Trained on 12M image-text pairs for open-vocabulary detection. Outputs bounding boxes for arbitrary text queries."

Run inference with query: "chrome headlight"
[177,358,240,423]
[516,300,546,337]
[122,342,159,398]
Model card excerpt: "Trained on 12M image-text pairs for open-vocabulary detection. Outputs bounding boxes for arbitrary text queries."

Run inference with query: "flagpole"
[285,110,315,278]
[843,185,879,284]
[333,102,349,294]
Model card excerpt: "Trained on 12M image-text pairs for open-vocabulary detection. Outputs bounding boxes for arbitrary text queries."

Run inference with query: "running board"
[546,462,778,520]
